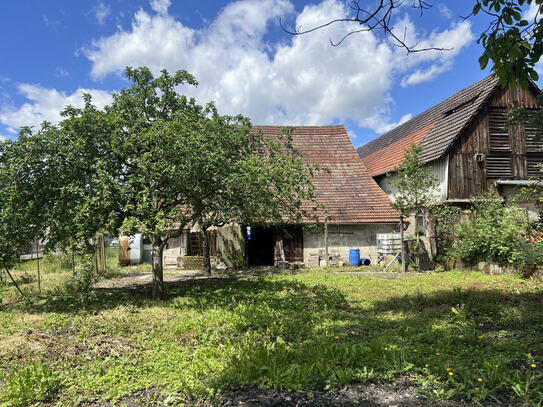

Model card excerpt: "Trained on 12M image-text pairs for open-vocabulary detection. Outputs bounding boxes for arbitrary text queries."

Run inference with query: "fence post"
[36,241,41,293]
[400,215,406,272]
[324,216,329,267]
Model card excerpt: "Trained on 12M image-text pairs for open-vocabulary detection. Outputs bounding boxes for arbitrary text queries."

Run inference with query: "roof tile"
[253,125,399,224]
[358,75,500,172]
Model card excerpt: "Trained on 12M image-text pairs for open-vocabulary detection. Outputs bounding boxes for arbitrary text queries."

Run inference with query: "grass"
[0,248,148,305]
[0,266,542,406]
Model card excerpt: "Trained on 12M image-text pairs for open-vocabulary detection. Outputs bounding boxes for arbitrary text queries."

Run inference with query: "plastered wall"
[303,223,396,265]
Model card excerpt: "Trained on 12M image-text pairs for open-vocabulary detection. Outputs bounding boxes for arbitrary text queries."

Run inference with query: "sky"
[0,0,539,147]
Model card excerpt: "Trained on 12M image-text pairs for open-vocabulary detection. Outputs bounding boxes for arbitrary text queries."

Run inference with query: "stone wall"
[303,223,396,266]
[445,259,543,282]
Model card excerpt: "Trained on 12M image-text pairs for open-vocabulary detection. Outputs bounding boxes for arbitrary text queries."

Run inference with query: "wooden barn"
[358,75,543,208]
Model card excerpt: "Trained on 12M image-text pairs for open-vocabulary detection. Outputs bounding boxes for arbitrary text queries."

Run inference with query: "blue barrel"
[360,257,371,266]
[349,249,360,266]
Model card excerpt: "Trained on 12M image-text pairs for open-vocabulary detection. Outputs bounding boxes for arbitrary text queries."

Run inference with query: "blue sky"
[0,0,533,147]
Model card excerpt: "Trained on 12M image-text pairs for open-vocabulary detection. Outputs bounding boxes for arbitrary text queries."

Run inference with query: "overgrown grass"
[0,248,149,305]
[0,269,542,405]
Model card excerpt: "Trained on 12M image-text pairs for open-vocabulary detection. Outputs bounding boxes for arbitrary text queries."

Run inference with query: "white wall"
[377,155,449,203]
[303,223,396,265]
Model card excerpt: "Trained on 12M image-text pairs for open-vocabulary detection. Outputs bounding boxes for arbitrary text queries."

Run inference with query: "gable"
[358,75,501,174]
[253,125,399,224]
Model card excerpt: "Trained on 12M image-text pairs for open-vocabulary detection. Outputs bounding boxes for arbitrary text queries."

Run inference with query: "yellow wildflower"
[413,349,417,352]
[531,363,536,368]
[334,336,339,339]
[477,378,483,382]
[475,387,479,390]
[392,345,397,349]
[478,335,483,339]
[436,352,440,356]
[384,347,388,351]
[449,372,454,376]
[425,364,429,367]
[446,367,451,371]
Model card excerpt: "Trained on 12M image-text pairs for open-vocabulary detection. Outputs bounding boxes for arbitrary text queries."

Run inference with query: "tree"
[0,136,50,286]
[388,143,438,270]
[187,121,317,275]
[1,67,319,299]
[283,0,543,88]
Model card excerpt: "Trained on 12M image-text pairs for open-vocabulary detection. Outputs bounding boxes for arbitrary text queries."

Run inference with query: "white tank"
[129,234,143,264]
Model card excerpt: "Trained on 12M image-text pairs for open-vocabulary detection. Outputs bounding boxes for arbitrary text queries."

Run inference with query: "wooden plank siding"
[448,84,542,199]
[448,107,489,199]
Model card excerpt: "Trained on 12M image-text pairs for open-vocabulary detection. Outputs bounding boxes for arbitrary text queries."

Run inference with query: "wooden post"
[100,234,106,271]
[5,268,24,297]
[400,215,406,273]
[36,242,41,293]
[324,216,329,267]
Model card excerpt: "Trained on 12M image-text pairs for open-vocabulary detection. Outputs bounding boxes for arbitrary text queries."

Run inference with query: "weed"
[0,357,60,407]
[0,269,541,405]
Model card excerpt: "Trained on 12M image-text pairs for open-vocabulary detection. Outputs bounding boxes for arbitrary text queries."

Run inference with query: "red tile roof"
[358,75,501,173]
[361,123,436,176]
[253,125,399,224]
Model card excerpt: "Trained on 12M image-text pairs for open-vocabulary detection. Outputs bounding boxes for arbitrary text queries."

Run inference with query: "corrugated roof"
[358,75,500,175]
[254,125,399,224]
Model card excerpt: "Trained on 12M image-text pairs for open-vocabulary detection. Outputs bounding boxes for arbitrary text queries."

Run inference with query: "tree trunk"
[152,238,165,300]
[202,229,211,276]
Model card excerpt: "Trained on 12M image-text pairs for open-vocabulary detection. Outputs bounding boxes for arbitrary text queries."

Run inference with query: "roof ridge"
[252,124,346,129]
[358,74,498,159]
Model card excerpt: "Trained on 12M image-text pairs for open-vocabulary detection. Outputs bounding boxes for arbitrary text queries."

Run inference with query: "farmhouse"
[247,125,399,266]
[152,125,400,269]
[358,75,543,208]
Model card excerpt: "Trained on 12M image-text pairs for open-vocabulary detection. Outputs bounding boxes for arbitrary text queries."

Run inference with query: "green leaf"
[479,54,490,70]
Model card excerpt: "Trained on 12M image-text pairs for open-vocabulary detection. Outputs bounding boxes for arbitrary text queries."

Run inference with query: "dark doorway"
[248,226,275,266]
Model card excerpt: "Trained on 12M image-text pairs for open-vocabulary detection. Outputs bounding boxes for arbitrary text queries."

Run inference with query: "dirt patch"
[75,379,484,406]
[93,270,207,290]
[93,269,425,291]
[213,382,473,406]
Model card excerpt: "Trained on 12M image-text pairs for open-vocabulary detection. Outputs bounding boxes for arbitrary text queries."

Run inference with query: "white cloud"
[437,4,453,20]
[524,2,541,21]
[393,18,474,87]
[93,1,111,25]
[0,134,6,142]
[42,15,62,29]
[0,84,112,130]
[85,7,195,78]
[14,0,472,136]
[362,113,413,135]
[55,67,69,78]
[150,0,171,15]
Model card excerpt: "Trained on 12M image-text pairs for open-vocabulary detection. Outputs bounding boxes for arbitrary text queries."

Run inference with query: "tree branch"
[280,0,451,53]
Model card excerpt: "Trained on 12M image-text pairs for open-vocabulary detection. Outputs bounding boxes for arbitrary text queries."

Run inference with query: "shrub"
[18,272,35,285]
[450,193,542,266]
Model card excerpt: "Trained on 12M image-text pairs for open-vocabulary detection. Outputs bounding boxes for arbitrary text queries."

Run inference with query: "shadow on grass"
[12,273,543,404]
